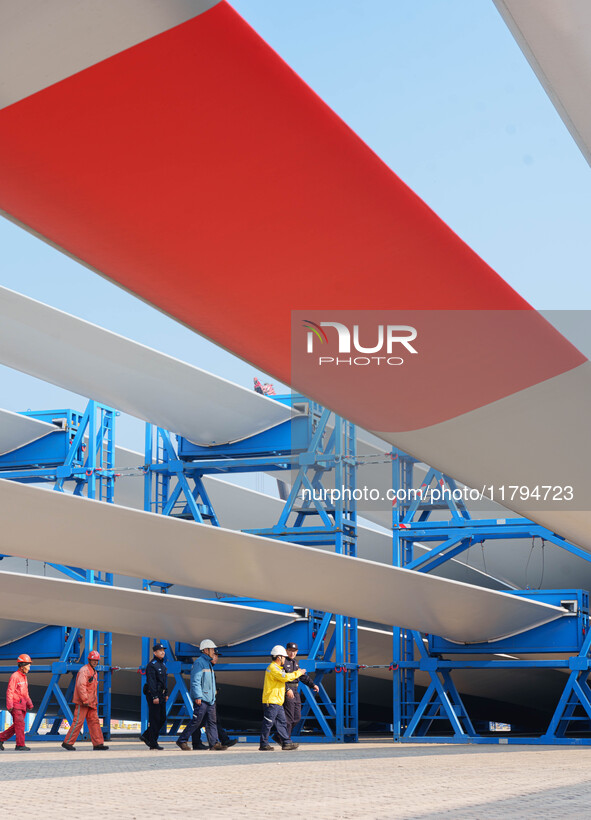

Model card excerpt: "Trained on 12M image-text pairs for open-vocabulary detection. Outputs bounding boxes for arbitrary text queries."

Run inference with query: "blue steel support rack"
[0,401,118,501]
[398,590,591,744]
[141,395,358,742]
[391,448,591,744]
[0,401,118,739]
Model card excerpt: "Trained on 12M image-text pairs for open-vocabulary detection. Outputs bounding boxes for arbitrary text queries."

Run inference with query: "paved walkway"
[1,740,591,818]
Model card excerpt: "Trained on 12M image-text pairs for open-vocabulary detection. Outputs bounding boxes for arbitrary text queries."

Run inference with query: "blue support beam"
[142,395,358,742]
[391,448,591,745]
[0,401,117,739]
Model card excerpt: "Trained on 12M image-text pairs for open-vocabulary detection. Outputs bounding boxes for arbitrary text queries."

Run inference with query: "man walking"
[0,654,33,751]
[176,639,226,751]
[192,651,237,749]
[259,645,303,751]
[141,642,168,750]
[283,642,319,740]
[61,650,109,751]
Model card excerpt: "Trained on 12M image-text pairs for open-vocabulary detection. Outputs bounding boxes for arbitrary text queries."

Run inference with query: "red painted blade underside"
[0,2,583,430]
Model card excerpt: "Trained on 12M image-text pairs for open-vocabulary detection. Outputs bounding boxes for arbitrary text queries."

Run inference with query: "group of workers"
[0,639,317,751]
[146,638,318,752]
[0,651,108,751]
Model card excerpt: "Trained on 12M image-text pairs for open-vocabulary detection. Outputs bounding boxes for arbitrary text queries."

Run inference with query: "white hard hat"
[200,639,217,651]
[271,645,287,657]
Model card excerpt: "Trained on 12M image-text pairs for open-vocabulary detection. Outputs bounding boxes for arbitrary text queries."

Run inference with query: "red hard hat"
[88,650,100,661]
[17,654,32,664]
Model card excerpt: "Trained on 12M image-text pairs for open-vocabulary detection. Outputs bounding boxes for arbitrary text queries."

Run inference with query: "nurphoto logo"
[303,319,418,366]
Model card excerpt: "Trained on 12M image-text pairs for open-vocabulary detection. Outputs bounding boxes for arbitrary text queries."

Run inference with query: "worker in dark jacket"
[140,643,168,750]
[283,642,319,740]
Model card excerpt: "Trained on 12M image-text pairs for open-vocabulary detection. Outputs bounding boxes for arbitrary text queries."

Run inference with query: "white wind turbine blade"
[0,479,565,644]
[0,570,298,646]
[0,286,292,446]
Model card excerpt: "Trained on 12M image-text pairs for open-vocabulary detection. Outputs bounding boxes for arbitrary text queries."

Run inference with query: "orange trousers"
[0,709,26,746]
[64,704,104,746]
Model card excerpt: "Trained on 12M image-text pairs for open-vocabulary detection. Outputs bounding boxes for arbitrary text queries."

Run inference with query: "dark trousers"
[284,691,302,738]
[192,714,230,748]
[178,701,219,747]
[145,695,167,748]
[260,703,289,746]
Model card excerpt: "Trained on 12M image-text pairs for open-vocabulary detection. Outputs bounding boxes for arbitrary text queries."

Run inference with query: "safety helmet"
[17,654,32,664]
[271,645,287,658]
[88,650,101,661]
[199,639,217,651]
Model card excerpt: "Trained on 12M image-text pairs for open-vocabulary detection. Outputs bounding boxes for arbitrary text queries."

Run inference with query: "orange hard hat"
[17,654,32,664]
[88,650,100,661]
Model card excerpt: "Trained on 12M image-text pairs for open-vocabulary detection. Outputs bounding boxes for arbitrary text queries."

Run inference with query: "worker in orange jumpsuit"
[61,650,109,750]
[0,653,34,751]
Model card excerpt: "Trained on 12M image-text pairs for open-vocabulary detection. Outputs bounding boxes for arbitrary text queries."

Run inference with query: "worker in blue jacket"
[176,639,227,751]
[192,651,238,749]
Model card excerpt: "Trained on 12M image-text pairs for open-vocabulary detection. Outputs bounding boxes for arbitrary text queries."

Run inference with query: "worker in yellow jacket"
[260,645,304,751]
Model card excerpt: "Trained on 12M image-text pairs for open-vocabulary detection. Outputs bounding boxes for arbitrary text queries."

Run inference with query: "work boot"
[93,744,109,750]
[149,744,164,750]
[15,745,31,751]
[139,732,151,747]
[0,741,4,750]
[271,733,282,745]
[61,741,76,751]
[282,742,299,751]
[259,744,274,751]
[225,738,238,748]
[209,742,228,750]
[192,741,208,750]
[176,740,191,751]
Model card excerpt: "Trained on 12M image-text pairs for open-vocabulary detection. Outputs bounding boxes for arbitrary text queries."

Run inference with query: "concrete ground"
[1,739,591,818]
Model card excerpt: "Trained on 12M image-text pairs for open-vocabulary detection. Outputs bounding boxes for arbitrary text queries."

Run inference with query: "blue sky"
[1,0,590,451]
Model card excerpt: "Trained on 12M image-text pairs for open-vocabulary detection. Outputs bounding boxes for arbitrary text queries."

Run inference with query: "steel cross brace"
[403,631,475,740]
[296,613,337,739]
[542,628,591,740]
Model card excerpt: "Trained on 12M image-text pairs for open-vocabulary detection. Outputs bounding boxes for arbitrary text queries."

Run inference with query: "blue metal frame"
[0,401,117,739]
[391,448,591,744]
[0,402,119,501]
[397,609,591,744]
[142,395,358,742]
